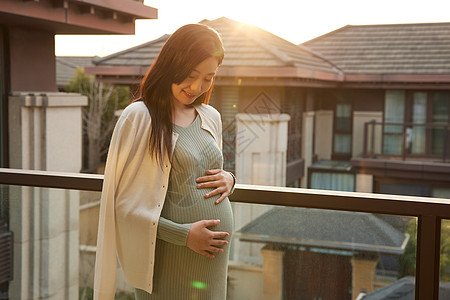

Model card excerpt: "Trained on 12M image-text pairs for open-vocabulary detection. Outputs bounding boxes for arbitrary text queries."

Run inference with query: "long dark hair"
[138,23,224,167]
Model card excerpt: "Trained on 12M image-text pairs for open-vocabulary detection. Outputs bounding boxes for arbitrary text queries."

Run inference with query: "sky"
[55,0,450,57]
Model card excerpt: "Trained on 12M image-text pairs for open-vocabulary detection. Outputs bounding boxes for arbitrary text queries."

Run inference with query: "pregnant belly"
[162,188,234,235]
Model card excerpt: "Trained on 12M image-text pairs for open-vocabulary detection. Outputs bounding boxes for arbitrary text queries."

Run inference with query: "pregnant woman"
[94,23,235,300]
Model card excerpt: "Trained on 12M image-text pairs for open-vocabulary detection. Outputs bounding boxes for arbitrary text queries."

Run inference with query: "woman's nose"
[190,79,203,94]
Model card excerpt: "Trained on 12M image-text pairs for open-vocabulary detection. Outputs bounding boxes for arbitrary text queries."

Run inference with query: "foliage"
[440,219,450,280]
[64,68,129,172]
[398,218,450,281]
[398,219,417,278]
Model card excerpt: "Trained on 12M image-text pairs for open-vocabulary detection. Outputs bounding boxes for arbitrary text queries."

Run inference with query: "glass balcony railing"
[363,121,450,162]
[1,168,449,299]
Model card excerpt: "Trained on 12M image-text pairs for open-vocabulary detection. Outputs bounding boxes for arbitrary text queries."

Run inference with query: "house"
[56,56,96,89]
[302,22,450,197]
[84,18,450,299]
[0,1,157,298]
[236,207,409,299]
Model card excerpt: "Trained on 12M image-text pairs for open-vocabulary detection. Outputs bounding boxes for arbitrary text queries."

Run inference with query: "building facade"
[0,1,157,298]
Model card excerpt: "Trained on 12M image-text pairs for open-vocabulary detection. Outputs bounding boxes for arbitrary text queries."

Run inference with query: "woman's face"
[171,56,219,107]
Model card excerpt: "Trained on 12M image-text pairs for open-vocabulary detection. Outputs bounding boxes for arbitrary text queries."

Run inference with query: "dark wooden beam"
[78,5,95,15]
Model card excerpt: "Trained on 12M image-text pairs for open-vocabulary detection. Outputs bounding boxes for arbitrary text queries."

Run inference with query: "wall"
[301,111,315,188]
[8,27,57,92]
[314,110,333,160]
[227,262,263,300]
[352,112,383,157]
[9,92,87,300]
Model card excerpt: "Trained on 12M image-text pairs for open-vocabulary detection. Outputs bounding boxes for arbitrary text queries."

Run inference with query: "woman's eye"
[205,77,213,82]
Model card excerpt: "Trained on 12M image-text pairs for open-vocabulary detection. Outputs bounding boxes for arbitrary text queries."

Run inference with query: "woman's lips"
[183,90,196,99]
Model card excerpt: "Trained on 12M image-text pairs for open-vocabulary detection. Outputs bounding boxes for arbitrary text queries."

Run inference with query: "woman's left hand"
[196,169,234,204]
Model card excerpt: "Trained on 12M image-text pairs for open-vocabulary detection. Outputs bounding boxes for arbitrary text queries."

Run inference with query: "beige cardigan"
[93,101,223,299]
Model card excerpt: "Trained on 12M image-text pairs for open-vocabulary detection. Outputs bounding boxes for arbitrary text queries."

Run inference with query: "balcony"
[363,121,450,163]
[1,168,450,299]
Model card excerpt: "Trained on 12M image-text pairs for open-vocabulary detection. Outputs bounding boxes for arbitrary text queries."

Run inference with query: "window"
[432,92,450,155]
[410,92,427,154]
[309,160,355,192]
[333,102,352,159]
[383,90,405,155]
[310,172,355,192]
[432,188,450,199]
[383,90,450,158]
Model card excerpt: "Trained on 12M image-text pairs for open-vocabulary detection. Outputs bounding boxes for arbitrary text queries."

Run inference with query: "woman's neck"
[172,102,197,127]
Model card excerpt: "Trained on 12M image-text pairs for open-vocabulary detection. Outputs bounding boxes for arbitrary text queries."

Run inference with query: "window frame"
[332,100,353,161]
[382,90,450,159]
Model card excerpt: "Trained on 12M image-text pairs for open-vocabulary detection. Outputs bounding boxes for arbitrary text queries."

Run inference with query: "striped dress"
[135,115,234,300]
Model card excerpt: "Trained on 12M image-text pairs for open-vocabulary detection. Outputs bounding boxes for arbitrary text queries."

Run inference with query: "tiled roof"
[362,276,450,299]
[302,22,450,74]
[93,34,170,67]
[56,56,95,87]
[236,207,408,255]
[92,17,342,80]
[201,17,340,73]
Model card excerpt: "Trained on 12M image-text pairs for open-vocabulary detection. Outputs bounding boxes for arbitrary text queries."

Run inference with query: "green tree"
[398,219,417,277]
[64,68,129,172]
[398,218,450,280]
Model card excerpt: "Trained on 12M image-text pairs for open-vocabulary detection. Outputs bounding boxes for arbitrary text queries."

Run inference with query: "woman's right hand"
[186,219,229,258]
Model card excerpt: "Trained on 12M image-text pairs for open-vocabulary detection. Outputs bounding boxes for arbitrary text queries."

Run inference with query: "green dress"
[135,115,234,300]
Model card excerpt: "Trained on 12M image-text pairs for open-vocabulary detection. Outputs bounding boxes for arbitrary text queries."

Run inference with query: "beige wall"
[228,262,263,300]
[301,111,315,187]
[352,111,383,157]
[351,255,379,299]
[355,174,374,193]
[314,110,333,161]
[9,92,87,300]
[261,247,284,300]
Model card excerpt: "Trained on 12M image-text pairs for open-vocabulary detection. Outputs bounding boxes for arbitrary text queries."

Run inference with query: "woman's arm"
[157,217,191,245]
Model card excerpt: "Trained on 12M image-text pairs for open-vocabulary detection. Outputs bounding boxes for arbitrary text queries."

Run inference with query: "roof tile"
[303,22,450,74]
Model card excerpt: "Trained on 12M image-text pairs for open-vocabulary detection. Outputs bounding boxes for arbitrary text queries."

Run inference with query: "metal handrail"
[1,167,448,299]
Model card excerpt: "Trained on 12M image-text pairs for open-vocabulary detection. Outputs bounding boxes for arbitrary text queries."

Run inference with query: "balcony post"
[261,245,285,300]
[444,125,449,163]
[402,124,407,160]
[363,122,368,157]
[370,120,375,156]
[415,215,441,300]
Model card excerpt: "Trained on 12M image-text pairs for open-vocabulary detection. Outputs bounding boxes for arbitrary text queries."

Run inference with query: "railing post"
[371,120,376,156]
[402,124,407,161]
[415,215,441,300]
[363,122,368,157]
[444,125,449,163]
